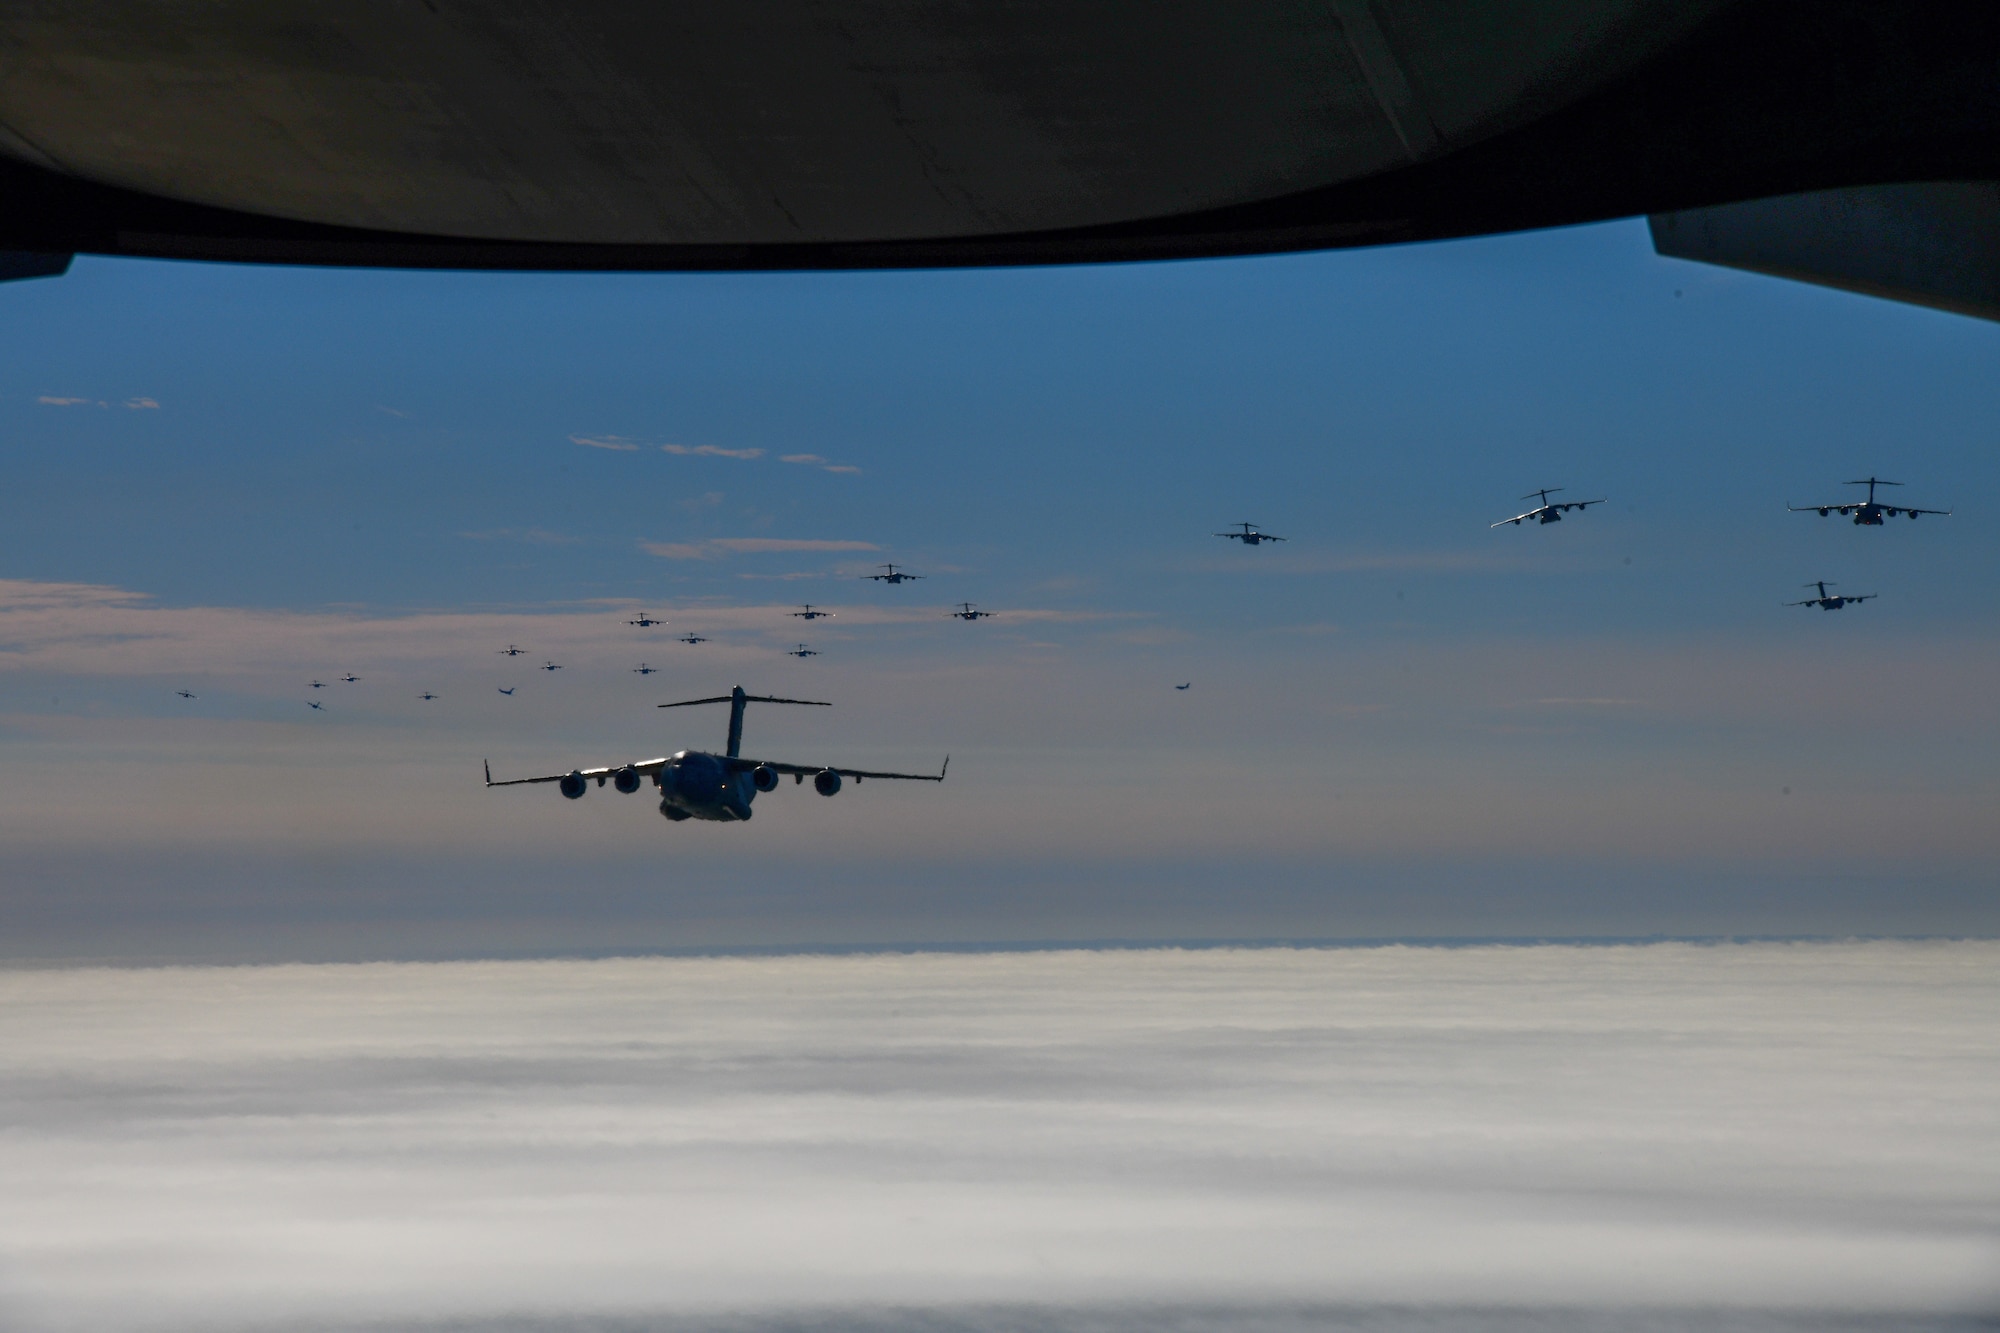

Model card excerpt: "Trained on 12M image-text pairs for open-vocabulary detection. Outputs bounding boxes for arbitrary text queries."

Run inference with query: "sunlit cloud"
[570,434,642,451]
[36,395,92,406]
[124,396,160,410]
[0,944,1992,1331]
[779,453,826,465]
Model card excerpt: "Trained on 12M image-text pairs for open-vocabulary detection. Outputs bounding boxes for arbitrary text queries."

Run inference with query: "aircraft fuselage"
[654,749,757,822]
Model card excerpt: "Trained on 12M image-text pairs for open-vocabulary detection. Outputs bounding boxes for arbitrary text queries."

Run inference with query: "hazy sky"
[2,222,1996,959]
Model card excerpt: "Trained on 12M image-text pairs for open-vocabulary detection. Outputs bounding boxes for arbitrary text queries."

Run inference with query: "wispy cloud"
[0,944,1991,1331]
[570,434,642,452]
[662,443,763,460]
[458,528,581,546]
[638,541,712,560]
[375,405,409,418]
[35,394,160,409]
[781,452,861,474]
[709,537,877,553]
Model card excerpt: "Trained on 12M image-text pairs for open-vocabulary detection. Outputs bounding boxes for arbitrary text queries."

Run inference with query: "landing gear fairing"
[484,686,946,823]
[1789,477,1950,525]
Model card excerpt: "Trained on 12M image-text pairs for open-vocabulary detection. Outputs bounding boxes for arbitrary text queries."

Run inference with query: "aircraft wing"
[1903,506,1952,516]
[1490,510,1536,527]
[1561,498,1607,510]
[1787,502,1855,513]
[731,756,949,783]
[484,757,670,787]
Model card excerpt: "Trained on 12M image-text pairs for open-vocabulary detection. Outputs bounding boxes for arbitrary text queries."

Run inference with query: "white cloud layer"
[0,943,1993,1333]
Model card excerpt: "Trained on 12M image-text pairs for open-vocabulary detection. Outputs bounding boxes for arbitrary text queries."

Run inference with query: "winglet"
[483,759,492,787]
[941,755,950,781]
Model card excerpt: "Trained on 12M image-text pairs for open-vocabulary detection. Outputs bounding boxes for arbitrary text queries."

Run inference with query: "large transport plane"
[483,685,946,823]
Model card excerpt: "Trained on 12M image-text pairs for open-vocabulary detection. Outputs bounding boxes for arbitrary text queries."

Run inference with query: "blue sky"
[2,220,1996,958]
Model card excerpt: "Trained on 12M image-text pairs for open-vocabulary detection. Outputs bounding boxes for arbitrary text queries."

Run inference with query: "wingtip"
[483,759,492,787]
[941,755,950,780]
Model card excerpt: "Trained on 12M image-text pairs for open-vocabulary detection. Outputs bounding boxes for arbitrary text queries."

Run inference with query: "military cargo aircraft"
[1787,580,1875,610]
[499,645,528,656]
[865,564,923,584]
[786,644,820,658]
[1216,522,1285,545]
[1492,488,1604,527]
[678,632,708,645]
[1789,477,1950,525]
[484,686,946,823]
[792,604,835,620]
[949,602,993,621]
[628,612,667,627]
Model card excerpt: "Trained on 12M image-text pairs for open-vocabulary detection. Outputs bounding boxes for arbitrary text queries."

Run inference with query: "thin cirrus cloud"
[570,436,855,471]
[0,942,1991,1332]
[642,537,881,560]
[38,394,160,409]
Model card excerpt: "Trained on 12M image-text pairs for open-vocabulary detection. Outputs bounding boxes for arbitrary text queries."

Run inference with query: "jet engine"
[558,770,587,800]
[752,764,780,792]
[613,766,642,794]
[813,768,842,797]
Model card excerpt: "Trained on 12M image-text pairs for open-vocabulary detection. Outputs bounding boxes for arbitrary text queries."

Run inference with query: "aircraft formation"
[1216,478,1952,622]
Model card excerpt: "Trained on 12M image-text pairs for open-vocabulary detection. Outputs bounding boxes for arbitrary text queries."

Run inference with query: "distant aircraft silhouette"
[541,661,563,672]
[307,700,324,710]
[633,663,660,675]
[1216,522,1285,545]
[1789,477,1950,526]
[498,687,516,696]
[418,692,439,700]
[499,644,528,656]
[308,679,327,689]
[678,632,708,644]
[1175,682,1191,690]
[793,604,835,620]
[1492,488,1604,527]
[787,643,820,658]
[628,612,666,627]
[865,563,923,584]
[949,602,993,621]
[1786,580,1876,610]
[175,689,196,699]
[339,673,361,683]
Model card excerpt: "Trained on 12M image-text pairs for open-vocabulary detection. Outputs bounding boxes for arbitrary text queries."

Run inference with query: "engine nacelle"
[613,766,642,794]
[752,764,780,792]
[1818,508,1830,516]
[558,770,587,800]
[813,768,842,797]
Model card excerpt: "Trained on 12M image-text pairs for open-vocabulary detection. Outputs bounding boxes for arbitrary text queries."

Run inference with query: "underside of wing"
[733,757,947,782]
[486,757,669,787]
